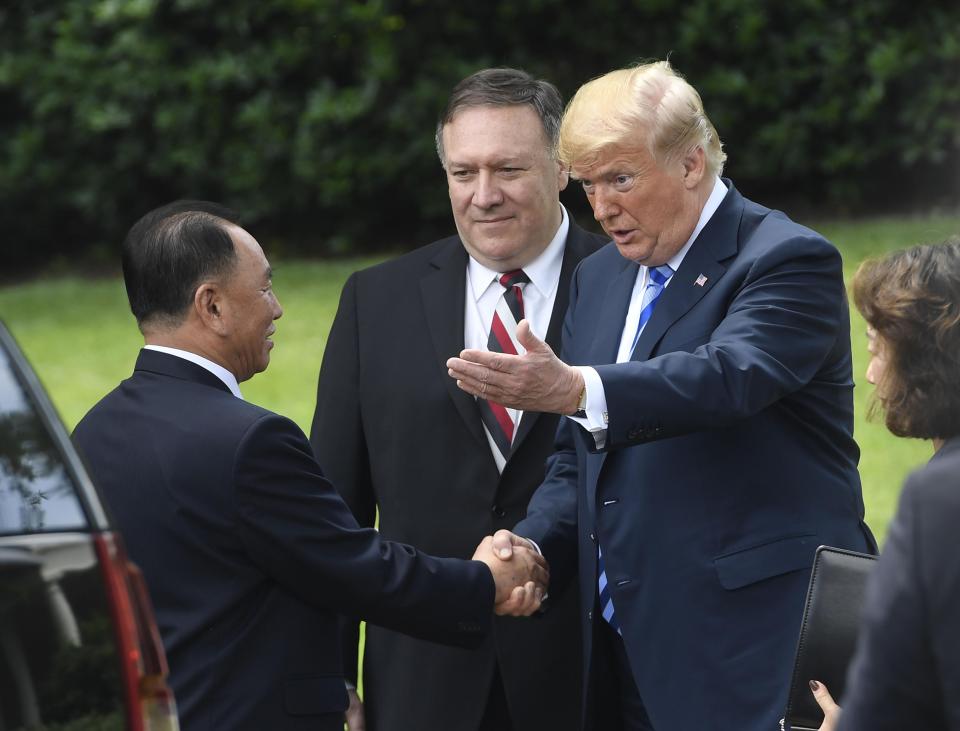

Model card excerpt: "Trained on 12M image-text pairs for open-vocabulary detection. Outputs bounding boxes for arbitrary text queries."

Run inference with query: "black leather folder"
[782,545,878,731]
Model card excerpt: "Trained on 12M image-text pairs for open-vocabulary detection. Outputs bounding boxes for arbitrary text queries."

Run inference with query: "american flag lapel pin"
[695,273,708,287]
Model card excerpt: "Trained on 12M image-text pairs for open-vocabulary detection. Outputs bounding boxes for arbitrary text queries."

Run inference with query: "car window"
[0,346,87,534]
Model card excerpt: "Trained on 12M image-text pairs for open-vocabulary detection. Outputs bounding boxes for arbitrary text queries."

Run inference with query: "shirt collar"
[665,176,728,273]
[143,344,243,399]
[467,204,569,302]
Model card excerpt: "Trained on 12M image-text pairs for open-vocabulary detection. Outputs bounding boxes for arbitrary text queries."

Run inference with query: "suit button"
[589,532,596,542]
[587,610,593,621]
[491,504,506,519]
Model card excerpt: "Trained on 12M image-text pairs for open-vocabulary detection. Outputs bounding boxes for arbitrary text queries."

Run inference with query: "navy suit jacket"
[838,436,960,731]
[310,222,604,731]
[515,182,874,731]
[73,349,494,731]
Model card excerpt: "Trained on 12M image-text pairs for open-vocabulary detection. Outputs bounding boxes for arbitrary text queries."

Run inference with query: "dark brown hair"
[434,68,563,166]
[852,238,960,439]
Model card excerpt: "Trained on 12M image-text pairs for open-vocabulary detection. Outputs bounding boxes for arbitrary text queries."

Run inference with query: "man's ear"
[194,282,227,335]
[681,146,707,189]
[556,161,570,192]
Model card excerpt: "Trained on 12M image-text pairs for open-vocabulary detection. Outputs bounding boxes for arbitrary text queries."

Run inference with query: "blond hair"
[558,60,726,176]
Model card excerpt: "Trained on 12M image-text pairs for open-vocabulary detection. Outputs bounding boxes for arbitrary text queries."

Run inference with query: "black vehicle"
[0,321,178,731]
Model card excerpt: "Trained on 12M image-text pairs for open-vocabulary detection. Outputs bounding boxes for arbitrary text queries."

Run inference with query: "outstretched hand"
[447,320,583,415]
[472,533,549,616]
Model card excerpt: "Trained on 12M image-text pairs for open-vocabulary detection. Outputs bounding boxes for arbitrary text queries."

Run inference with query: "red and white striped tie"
[478,269,529,462]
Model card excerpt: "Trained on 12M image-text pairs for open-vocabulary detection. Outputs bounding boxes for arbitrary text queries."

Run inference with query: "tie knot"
[499,269,530,289]
[649,264,673,286]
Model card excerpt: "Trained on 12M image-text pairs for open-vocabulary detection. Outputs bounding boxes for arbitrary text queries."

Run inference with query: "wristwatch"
[573,385,587,418]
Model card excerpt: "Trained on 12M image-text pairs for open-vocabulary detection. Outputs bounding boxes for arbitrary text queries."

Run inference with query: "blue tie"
[597,547,620,632]
[630,264,674,353]
[599,263,674,634]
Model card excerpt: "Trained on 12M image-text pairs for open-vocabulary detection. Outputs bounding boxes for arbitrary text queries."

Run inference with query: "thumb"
[516,319,546,353]
[492,529,523,560]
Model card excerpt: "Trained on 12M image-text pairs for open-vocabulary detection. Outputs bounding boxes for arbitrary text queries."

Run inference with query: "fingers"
[524,549,550,586]
[448,350,512,377]
[447,350,519,402]
[809,680,841,731]
[513,544,550,597]
[494,581,544,616]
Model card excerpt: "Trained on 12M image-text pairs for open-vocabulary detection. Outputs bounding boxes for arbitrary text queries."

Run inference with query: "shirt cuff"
[566,366,608,448]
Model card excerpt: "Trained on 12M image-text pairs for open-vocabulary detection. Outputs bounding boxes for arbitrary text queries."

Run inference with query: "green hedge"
[1,0,957,270]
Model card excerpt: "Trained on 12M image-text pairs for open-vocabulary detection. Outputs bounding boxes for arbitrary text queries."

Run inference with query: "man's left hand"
[447,320,582,414]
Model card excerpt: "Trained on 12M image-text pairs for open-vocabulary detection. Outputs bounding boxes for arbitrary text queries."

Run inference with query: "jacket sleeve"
[596,234,848,451]
[513,265,585,590]
[238,411,495,649]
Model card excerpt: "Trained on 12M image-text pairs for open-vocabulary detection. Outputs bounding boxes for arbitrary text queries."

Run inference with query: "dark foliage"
[1,0,957,270]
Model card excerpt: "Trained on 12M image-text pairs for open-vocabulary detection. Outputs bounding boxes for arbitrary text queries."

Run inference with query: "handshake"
[471,530,549,617]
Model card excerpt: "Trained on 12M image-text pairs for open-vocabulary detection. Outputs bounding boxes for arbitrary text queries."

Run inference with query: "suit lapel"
[632,183,744,361]
[419,240,490,450]
[588,258,639,363]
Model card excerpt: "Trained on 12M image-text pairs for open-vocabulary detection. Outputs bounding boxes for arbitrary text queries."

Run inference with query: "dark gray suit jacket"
[838,436,960,730]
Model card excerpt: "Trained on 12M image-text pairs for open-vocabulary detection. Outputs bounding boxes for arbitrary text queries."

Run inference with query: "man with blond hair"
[449,61,875,730]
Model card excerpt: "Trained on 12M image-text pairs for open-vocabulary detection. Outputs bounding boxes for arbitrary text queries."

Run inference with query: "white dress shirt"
[144,344,243,399]
[570,177,728,444]
[465,205,569,471]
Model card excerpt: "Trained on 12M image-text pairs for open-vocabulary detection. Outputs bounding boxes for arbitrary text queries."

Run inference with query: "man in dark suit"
[449,61,875,730]
[310,69,605,731]
[72,201,547,731]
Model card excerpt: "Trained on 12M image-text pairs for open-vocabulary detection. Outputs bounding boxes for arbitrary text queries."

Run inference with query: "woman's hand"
[810,680,841,731]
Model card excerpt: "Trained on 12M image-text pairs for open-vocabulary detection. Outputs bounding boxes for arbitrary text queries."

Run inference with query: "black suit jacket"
[73,350,494,731]
[310,221,605,731]
[838,436,960,731]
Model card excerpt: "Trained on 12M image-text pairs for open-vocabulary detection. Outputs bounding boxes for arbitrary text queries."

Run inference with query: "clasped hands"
[472,529,549,616]
[447,319,583,415]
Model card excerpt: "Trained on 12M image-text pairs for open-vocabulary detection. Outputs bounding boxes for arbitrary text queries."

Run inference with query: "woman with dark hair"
[813,238,960,730]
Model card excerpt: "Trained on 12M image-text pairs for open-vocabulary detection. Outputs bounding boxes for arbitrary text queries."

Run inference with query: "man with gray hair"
[72,201,549,731]
[311,68,604,730]
[449,60,875,730]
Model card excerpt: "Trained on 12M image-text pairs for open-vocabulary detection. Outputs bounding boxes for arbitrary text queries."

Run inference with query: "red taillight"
[93,532,180,731]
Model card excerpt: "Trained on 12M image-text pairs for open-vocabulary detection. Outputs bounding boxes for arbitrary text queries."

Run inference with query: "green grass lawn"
[1,213,958,544]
